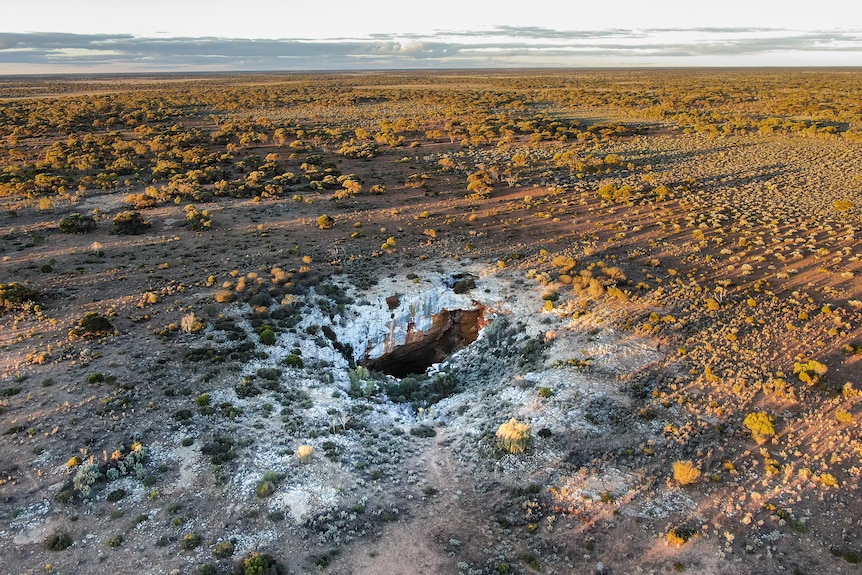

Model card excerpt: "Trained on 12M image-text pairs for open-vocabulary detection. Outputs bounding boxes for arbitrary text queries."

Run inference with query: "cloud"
[1,27,861,72]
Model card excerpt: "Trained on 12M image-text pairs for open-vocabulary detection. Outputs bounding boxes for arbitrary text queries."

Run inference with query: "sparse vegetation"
[2,70,862,575]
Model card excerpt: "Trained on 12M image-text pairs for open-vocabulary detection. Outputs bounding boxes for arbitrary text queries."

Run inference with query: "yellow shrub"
[793,360,828,385]
[496,419,531,454]
[819,473,839,488]
[215,290,235,303]
[296,445,314,463]
[672,460,701,486]
[744,412,776,443]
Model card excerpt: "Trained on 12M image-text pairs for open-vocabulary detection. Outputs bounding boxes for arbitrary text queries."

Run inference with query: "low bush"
[69,312,115,339]
[744,411,776,444]
[672,460,701,485]
[45,531,73,551]
[58,212,96,233]
[112,211,151,235]
[0,282,39,313]
[497,419,531,454]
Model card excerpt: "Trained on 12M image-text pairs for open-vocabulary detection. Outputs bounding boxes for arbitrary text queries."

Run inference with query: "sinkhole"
[362,305,489,378]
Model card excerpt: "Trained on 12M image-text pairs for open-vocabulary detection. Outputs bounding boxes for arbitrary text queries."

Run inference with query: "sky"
[1,0,861,73]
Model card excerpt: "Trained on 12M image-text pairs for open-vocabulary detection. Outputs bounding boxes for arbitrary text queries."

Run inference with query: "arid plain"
[1,70,862,575]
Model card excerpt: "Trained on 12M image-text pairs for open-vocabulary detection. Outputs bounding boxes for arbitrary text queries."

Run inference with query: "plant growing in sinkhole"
[0,282,39,314]
[496,419,531,454]
[667,526,697,546]
[45,531,73,551]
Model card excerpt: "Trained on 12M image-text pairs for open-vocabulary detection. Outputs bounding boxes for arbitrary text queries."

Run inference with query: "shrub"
[106,488,126,502]
[672,460,701,485]
[69,312,115,339]
[296,444,314,463]
[667,527,696,546]
[0,282,39,313]
[112,210,151,235]
[744,411,776,443]
[257,325,276,345]
[184,204,213,231]
[45,531,73,551]
[316,214,335,229]
[181,312,205,333]
[820,473,840,488]
[215,290,235,303]
[793,359,828,385]
[256,480,275,497]
[496,419,531,454]
[237,552,283,575]
[214,540,235,559]
[182,533,202,550]
[58,212,96,233]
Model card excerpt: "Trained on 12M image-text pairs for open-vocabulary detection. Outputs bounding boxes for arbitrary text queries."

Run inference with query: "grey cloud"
[1,27,861,71]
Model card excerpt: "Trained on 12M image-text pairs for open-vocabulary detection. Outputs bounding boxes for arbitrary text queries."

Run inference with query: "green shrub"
[58,212,96,234]
[182,533,202,550]
[45,531,73,551]
[184,204,213,231]
[0,282,39,313]
[237,552,283,575]
[257,325,276,345]
[256,480,275,497]
[69,312,115,339]
[214,540,236,558]
[112,211,151,235]
[106,488,126,502]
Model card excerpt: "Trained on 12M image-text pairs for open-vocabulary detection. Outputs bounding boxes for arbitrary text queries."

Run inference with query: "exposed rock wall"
[332,274,490,376]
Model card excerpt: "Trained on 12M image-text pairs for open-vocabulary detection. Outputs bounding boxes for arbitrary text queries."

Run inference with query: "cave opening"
[362,307,488,378]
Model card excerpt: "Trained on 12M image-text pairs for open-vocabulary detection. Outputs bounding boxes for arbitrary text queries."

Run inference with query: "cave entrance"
[362,306,488,378]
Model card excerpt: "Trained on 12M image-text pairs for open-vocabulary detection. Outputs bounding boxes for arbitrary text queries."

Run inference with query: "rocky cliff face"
[363,306,488,377]
[333,273,490,376]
